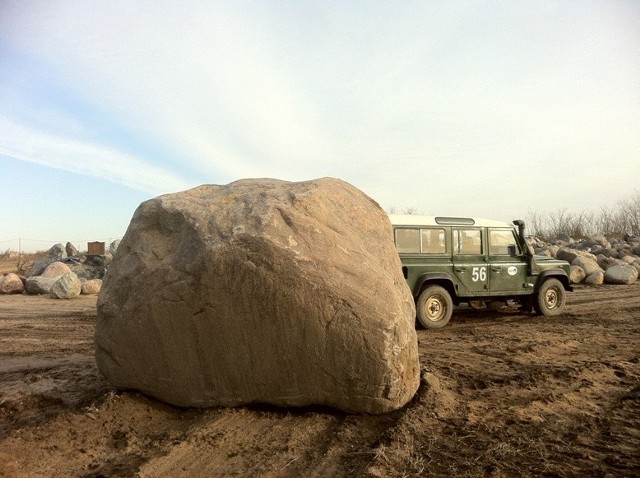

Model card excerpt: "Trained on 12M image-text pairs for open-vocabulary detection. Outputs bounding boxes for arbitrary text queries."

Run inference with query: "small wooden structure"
[87,241,106,256]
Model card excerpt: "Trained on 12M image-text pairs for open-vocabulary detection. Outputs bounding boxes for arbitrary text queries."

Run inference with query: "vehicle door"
[452,228,488,296]
[487,228,528,293]
[394,226,451,295]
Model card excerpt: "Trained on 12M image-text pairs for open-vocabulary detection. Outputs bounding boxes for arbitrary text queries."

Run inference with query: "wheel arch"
[413,273,459,305]
[536,269,573,292]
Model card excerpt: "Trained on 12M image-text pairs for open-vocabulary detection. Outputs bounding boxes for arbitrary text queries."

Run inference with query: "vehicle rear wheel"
[417,285,453,329]
[534,278,566,316]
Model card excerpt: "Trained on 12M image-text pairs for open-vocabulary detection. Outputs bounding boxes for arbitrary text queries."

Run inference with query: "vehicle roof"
[388,214,513,228]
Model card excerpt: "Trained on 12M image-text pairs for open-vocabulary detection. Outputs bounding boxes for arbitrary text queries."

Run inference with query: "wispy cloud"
[1,1,638,219]
[0,116,192,194]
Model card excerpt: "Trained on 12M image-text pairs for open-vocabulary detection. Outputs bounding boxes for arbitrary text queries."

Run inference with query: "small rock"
[421,372,442,392]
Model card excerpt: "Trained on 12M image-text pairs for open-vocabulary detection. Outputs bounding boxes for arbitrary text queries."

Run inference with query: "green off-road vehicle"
[390,215,572,329]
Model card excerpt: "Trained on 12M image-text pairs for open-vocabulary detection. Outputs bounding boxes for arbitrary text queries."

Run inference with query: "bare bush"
[526,190,640,239]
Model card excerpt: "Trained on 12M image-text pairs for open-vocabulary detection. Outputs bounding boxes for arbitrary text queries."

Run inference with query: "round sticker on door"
[507,266,518,276]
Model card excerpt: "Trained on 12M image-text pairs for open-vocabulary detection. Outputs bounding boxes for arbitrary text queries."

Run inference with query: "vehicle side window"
[489,229,521,255]
[421,228,446,254]
[395,228,420,253]
[453,229,482,255]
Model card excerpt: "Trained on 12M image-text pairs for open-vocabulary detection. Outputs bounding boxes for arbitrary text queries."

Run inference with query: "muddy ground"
[0,284,638,477]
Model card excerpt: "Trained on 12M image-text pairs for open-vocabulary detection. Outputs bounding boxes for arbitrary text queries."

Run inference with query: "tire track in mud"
[400,282,640,477]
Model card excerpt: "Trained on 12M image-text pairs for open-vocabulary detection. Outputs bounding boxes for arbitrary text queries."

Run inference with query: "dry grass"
[0,251,49,275]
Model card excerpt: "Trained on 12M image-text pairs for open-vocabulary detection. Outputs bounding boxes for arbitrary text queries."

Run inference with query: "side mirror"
[508,245,517,256]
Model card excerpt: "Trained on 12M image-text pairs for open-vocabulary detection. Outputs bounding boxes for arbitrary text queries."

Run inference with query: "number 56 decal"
[472,266,487,282]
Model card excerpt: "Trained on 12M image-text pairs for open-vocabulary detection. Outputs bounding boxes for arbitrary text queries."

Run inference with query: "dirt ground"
[0,284,638,477]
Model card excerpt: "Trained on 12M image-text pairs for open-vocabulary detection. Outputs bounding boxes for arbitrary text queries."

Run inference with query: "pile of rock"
[529,234,640,285]
[0,240,119,297]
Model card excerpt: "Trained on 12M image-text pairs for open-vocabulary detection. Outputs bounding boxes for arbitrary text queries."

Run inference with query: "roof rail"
[435,217,475,226]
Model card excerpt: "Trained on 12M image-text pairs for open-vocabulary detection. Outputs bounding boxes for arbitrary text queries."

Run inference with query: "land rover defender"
[390,215,573,329]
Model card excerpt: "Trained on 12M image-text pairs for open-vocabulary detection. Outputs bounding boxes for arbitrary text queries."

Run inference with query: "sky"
[1,1,638,252]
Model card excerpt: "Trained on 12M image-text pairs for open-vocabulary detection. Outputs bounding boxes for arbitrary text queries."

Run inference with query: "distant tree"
[401,207,421,215]
[388,206,421,215]
[525,190,640,238]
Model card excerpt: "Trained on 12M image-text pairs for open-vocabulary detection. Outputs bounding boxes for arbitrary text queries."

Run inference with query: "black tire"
[416,285,453,329]
[534,278,566,316]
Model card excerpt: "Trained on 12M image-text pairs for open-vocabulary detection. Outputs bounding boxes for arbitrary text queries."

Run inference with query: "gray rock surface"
[95,178,420,414]
[50,272,82,299]
[556,248,578,263]
[25,276,57,295]
[25,259,52,278]
[49,243,65,261]
[68,263,105,280]
[585,235,610,249]
[109,239,121,255]
[65,242,79,257]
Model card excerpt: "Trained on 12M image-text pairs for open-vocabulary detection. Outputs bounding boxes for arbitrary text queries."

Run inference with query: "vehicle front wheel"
[534,278,566,316]
[416,285,453,329]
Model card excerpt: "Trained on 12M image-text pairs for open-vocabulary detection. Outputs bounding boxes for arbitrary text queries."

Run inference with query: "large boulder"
[572,256,602,277]
[0,273,24,294]
[48,243,65,261]
[41,261,72,278]
[569,265,586,284]
[95,178,420,414]
[584,271,604,285]
[25,276,57,295]
[65,242,79,257]
[50,272,82,299]
[604,264,638,285]
[556,248,579,263]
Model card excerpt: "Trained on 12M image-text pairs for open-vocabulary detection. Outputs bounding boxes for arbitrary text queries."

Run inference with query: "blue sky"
[1,1,638,252]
